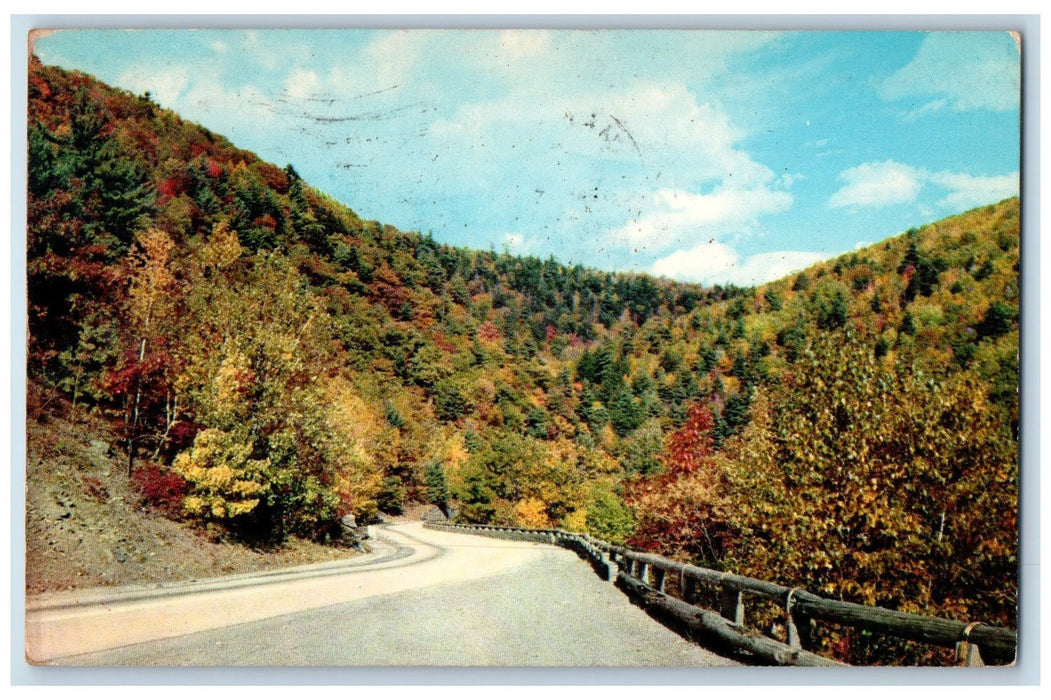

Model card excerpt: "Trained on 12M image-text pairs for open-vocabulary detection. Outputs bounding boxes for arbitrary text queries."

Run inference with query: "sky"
[31,28,1021,286]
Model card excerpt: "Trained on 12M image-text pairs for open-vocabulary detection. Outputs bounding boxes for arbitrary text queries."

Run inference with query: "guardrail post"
[787,615,802,649]
[720,589,745,626]
[640,562,650,586]
[682,572,697,605]
[956,623,985,667]
[956,642,984,667]
[600,552,617,582]
[785,588,812,650]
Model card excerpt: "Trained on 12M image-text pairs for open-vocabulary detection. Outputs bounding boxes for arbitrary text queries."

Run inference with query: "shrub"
[132,463,188,517]
[172,428,268,522]
[976,301,1016,339]
[425,460,450,513]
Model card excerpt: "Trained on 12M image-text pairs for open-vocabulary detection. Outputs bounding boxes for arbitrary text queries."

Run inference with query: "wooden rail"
[425,521,1016,667]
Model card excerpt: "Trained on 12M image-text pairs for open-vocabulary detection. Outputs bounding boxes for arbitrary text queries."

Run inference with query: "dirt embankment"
[24,385,359,595]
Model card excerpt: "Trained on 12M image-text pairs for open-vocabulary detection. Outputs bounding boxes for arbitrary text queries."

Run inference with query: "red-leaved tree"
[626,403,731,563]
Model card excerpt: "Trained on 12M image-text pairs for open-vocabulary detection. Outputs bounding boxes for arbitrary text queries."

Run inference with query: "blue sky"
[32,29,1020,286]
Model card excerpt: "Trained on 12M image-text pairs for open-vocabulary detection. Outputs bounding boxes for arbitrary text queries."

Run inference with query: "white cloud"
[461,30,778,98]
[651,241,739,282]
[423,75,799,253]
[878,32,1020,113]
[504,233,525,248]
[929,170,1019,211]
[731,250,827,286]
[418,77,795,260]
[284,68,322,100]
[176,76,276,143]
[829,160,1019,213]
[173,31,789,270]
[828,160,923,209]
[243,30,281,71]
[610,186,793,249]
[437,81,754,177]
[651,243,823,286]
[116,65,189,107]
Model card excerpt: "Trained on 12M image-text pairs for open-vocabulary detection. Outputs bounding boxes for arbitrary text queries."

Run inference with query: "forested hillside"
[27,57,1019,657]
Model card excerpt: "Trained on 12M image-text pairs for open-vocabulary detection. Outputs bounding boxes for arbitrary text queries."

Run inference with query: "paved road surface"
[26,521,739,666]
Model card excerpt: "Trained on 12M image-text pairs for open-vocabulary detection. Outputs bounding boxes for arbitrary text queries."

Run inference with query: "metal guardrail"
[425,521,1016,667]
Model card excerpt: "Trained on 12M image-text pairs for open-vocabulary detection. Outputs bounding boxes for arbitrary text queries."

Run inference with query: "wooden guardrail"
[424,521,1016,667]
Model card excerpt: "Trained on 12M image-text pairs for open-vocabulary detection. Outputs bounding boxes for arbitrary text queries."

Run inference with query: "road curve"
[27,521,739,666]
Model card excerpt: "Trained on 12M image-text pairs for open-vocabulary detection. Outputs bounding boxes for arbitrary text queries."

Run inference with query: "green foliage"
[608,385,643,437]
[900,311,916,336]
[433,379,471,421]
[721,390,751,438]
[384,401,406,428]
[425,460,450,513]
[618,418,664,475]
[777,319,807,362]
[976,301,1016,339]
[874,335,891,359]
[584,486,636,543]
[811,278,850,330]
[763,286,784,311]
[376,476,406,514]
[27,123,63,197]
[409,344,452,388]
[65,90,154,258]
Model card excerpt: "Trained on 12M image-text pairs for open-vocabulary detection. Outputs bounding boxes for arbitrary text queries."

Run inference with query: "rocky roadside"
[24,386,361,595]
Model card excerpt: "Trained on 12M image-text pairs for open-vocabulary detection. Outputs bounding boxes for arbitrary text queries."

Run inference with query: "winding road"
[25,521,739,666]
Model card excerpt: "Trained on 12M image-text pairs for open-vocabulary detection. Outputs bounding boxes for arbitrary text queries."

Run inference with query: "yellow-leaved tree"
[321,377,384,521]
[173,428,268,521]
[119,227,179,473]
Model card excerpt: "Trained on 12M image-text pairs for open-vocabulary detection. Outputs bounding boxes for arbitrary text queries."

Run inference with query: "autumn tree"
[172,428,268,527]
[117,228,179,473]
[173,239,383,540]
[627,403,729,563]
[713,330,1017,659]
